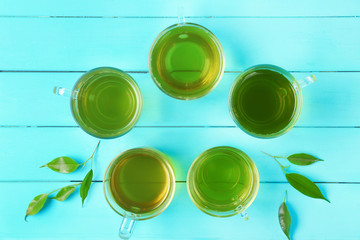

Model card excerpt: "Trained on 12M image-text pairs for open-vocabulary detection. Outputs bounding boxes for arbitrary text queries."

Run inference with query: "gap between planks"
[0,126,359,128]
[0,15,358,19]
[1,70,360,73]
[0,181,359,184]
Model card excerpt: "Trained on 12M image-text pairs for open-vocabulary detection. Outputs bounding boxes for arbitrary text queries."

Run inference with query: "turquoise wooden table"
[1,0,360,239]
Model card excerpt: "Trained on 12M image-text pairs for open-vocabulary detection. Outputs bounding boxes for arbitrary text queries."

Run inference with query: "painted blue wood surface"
[0,18,359,71]
[1,72,360,127]
[1,183,359,239]
[1,0,360,16]
[0,127,359,182]
[0,1,359,239]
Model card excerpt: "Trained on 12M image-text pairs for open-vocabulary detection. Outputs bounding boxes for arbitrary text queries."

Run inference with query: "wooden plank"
[0,73,360,126]
[0,127,358,182]
[1,72,359,127]
[1,0,360,16]
[0,18,359,71]
[0,182,358,239]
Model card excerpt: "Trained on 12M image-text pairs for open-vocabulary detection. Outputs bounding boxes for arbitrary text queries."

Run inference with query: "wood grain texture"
[1,0,360,16]
[0,18,359,71]
[1,72,359,127]
[1,182,358,239]
[0,127,358,182]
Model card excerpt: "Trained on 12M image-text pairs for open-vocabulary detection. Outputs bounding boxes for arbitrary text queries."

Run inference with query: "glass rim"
[228,64,303,139]
[103,147,176,221]
[148,22,225,100]
[186,146,259,217]
[70,67,143,139]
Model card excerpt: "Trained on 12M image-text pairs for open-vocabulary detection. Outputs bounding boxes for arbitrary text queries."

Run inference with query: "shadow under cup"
[70,67,142,139]
[187,146,259,218]
[104,148,175,238]
[149,23,225,100]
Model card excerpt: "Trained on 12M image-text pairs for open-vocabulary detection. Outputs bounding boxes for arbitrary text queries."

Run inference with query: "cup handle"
[240,211,249,221]
[53,86,77,99]
[177,6,185,25]
[297,74,317,88]
[119,217,136,239]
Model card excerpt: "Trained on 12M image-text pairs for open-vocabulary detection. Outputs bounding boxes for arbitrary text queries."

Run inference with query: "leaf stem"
[261,151,288,174]
[90,140,100,169]
[90,140,101,159]
[48,187,62,195]
[284,190,287,202]
[274,158,287,174]
[80,157,91,168]
[79,140,101,169]
[261,151,274,158]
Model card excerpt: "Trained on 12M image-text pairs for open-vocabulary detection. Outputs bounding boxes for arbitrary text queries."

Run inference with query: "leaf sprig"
[25,183,81,221]
[262,151,329,202]
[262,151,330,240]
[25,141,100,221]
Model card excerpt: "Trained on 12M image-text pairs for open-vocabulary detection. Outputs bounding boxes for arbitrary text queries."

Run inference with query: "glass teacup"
[104,148,176,239]
[229,64,316,138]
[187,146,259,218]
[149,12,225,100]
[54,67,142,139]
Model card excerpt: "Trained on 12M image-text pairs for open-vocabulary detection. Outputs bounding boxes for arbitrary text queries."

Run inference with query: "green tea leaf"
[41,157,80,173]
[52,184,79,201]
[285,173,330,202]
[80,169,93,206]
[287,153,323,166]
[279,192,291,240]
[25,193,49,221]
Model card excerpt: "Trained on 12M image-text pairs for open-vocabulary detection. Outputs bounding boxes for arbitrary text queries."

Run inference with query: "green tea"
[109,150,171,214]
[188,147,259,215]
[71,67,142,139]
[149,23,224,99]
[230,69,297,137]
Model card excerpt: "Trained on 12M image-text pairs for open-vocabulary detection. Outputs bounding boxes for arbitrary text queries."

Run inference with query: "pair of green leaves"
[25,183,80,221]
[263,152,329,240]
[263,152,329,202]
[25,141,100,220]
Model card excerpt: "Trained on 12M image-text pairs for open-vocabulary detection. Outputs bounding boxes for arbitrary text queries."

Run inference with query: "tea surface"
[72,68,140,138]
[110,152,170,214]
[230,69,297,136]
[193,149,254,212]
[150,24,223,99]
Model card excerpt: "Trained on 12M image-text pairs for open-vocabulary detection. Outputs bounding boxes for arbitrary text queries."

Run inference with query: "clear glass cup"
[103,148,176,239]
[54,67,142,139]
[229,64,316,138]
[187,146,259,218]
[148,9,225,100]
